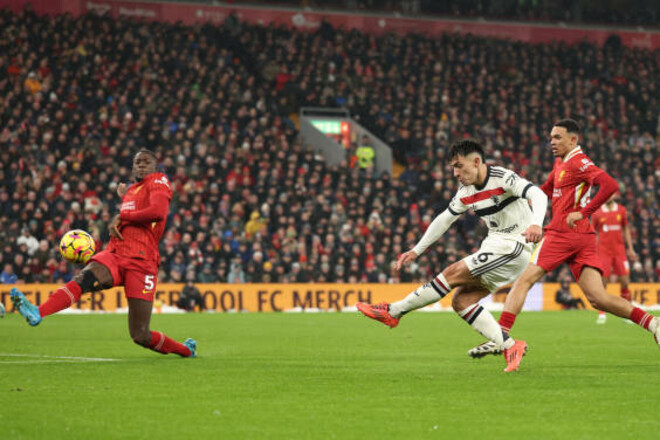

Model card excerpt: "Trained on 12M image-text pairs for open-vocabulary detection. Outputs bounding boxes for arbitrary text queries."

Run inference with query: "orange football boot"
[356,302,400,328]
[503,340,528,372]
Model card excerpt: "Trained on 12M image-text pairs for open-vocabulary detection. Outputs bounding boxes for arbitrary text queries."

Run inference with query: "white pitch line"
[0,353,119,362]
[0,360,115,364]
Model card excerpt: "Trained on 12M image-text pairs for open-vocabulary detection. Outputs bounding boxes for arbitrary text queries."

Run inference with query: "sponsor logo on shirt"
[154,176,170,189]
[121,201,136,211]
[495,224,519,234]
[602,224,621,232]
[553,188,562,198]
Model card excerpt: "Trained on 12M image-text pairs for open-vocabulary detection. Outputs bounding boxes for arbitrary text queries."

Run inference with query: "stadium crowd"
[217,0,660,27]
[0,8,658,285]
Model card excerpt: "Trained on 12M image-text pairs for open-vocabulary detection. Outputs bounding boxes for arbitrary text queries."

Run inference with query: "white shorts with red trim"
[463,235,533,292]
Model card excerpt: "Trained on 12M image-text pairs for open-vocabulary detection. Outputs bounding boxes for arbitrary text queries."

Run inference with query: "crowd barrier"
[2,283,659,313]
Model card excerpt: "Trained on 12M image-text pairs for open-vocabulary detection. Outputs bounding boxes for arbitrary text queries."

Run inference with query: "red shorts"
[599,251,630,278]
[531,231,605,280]
[91,250,158,301]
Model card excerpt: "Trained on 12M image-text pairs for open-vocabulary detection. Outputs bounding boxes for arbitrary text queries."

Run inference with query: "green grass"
[1,311,659,439]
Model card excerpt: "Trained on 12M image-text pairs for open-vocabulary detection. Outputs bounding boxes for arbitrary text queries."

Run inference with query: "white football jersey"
[449,166,536,243]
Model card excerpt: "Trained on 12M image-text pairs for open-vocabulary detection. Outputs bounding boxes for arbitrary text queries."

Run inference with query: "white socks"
[458,303,514,350]
[389,274,451,319]
[388,272,515,351]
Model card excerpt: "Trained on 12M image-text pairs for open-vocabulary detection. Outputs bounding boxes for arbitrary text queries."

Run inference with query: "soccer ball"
[59,229,96,264]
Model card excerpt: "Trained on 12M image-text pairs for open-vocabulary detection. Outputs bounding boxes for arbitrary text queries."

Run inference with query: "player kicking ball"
[468,120,660,365]
[11,149,197,358]
[357,140,548,372]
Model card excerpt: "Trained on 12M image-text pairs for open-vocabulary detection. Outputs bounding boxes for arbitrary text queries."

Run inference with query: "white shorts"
[462,236,533,292]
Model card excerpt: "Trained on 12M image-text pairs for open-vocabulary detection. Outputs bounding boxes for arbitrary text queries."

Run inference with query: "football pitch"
[2,311,659,439]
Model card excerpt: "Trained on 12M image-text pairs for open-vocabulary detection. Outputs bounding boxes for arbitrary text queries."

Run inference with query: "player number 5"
[144,275,155,291]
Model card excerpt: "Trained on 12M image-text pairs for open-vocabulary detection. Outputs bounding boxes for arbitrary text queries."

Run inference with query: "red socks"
[621,288,631,302]
[38,281,82,317]
[148,331,192,357]
[630,307,654,330]
[499,311,517,333]
[38,285,192,357]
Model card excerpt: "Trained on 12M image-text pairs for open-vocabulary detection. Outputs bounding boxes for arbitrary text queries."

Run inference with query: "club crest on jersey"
[154,176,170,188]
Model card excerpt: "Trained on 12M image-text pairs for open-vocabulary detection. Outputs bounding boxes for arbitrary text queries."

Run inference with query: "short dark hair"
[448,139,485,162]
[135,148,157,160]
[553,119,581,135]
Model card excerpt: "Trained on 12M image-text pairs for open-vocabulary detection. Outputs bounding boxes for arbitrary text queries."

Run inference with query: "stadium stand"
[191,0,660,27]
[0,7,658,284]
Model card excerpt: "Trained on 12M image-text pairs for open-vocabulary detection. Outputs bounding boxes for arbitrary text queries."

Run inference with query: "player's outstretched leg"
[579,268,660,350]
[146,331,197,357]
[14,264,113,327]
[128,297,196,357]
[356,274,452,328]
[10,287,42,326]
[356,302,400,328]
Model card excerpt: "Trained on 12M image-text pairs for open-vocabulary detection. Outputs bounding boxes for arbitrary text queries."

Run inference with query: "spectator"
[555,279,586,310]
[17,228,40,256]
[1,264,18,284]
[198,264,216,283]
[176,280,204,312]
[245,211,265,239]
[356,135,376,170]
[23,71,41,95]
[228,260,246,284]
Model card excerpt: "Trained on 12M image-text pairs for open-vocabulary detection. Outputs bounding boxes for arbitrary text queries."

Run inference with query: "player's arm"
[567,169,619,228]
[397,192,467,270]
[539,169,554,198]
[120,192,170,223]
[396,209,461,270]
[622,210,638,261]
[581,171,618,218]
[504,170,548,243]
[109,183,129,240]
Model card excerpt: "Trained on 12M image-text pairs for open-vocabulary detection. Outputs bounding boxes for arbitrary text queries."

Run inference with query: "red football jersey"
[108,172,172,265]
[592,203,627,253]
[540,146,605,234]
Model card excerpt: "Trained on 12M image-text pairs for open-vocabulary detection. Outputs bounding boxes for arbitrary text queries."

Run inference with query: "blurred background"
[0,0,658,291]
